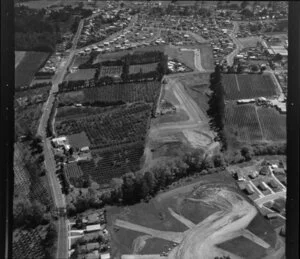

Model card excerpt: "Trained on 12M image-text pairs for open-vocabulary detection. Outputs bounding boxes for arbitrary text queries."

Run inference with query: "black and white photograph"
[1,1,299,259]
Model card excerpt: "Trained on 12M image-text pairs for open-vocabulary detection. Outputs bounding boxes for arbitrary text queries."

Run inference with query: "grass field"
[65,68,96,81]
[158,109,189,124]
[165,46,195,70]
[237,37,261,48]
[15,52,50,89]
[223,74,277,100]
[71,55,90,68]
[198,43,214,71]
[257,107,286,141]
[217,236,267,259]
[15,51,26,68]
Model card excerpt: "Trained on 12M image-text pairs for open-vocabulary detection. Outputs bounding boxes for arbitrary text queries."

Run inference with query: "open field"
[65,68,96,81]
[15,52,50,89]
[225,104,263,142]
[257,107,286,141]
[237,37,261,49]
[15,51,26,68]
[223,74,277,100]
[198,44,214,71]
[108,173,278,259]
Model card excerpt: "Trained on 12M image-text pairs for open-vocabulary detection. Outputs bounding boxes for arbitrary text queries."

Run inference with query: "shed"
[249,171,259,179]
[85,224,101,232]
[266,213,278,220]
[101,253,111,259]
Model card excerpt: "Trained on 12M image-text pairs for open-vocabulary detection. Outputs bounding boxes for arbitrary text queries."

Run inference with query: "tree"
[122,172,137,204]
[213,154,226,168]
[241,146,254,161]
[273,53,283,62]
[240,1,249,10]
[250,64,259,73]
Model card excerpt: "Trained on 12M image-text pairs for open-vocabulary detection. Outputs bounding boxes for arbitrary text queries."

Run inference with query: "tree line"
[66,141,285,216]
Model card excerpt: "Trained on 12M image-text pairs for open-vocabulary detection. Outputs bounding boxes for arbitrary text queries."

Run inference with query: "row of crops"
[56,103,152,149]
[225,104,286,142]
[78,142,145,185]
[58,81,161,108]
[13,227,46,259]
[223,74,277,100]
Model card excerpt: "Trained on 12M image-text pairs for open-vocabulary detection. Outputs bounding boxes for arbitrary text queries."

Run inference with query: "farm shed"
[52,136,68,147]
[67,131,91,150]
[85,224,103,232]
[265,213,278,220]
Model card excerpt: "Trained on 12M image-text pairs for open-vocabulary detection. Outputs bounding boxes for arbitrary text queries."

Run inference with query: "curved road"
[226,21,243,66]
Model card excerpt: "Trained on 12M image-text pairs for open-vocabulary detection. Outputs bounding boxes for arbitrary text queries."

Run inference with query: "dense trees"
[207,65,227,150]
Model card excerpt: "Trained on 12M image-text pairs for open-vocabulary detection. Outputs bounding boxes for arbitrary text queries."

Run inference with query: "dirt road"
[117,188,271,259]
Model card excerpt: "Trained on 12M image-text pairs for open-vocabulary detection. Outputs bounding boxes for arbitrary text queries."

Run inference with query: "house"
[260,166,270,175]
[249,171,259,179]
[259,181,268,191]
[52,136,68,147]
[268,179,278,189]
[100,253,111,259]
[245,184,254,195]
[85,224,103,233]
[235,171,245,181]
[265,213,278,220]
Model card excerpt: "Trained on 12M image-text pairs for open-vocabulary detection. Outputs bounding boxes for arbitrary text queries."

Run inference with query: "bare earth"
[115,185,275,259]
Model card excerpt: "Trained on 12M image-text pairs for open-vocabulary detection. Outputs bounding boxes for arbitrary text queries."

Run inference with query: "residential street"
[226,21,243,66]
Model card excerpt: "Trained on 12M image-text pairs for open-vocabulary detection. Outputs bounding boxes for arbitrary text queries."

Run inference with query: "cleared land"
[108,173,278,259]
[15,52,50,89]
[223,74,277,100]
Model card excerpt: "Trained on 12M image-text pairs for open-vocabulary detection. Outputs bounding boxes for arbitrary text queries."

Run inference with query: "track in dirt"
[116,187,275,259]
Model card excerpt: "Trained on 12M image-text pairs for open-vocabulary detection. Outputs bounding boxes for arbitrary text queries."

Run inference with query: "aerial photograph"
[13,1,288,259]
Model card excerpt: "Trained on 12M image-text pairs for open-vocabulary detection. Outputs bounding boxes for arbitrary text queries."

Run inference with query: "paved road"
[255,191,286,207]
[226,22,243,66]
[36,16,85,259]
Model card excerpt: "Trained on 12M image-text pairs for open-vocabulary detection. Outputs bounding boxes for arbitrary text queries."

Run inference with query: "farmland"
[257,107,286,141]
[129,62,158,75]
[58,81,161,108]
[222,74,278,100]
[13,226,48,259]
[65,69,96,81]
[225,103,286,144]
[99,65,123,78]
[15,52,50,89]
[225,104,263,142]
[56,103,152,149]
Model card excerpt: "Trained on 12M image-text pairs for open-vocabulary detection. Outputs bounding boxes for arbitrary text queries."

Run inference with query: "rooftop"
[67,131,91,150]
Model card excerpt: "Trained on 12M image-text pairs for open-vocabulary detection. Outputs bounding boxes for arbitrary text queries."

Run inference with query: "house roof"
[68,131,91,150]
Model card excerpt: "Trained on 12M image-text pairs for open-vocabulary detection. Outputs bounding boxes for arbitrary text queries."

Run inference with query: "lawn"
[198,43,214,71]
[237,36,261,48]
[222,74,277,100]
[65,68,96,81]
[15,51,50,89]
[129,63,158,75]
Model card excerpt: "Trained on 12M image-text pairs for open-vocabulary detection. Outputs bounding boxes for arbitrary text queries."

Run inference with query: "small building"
[85,224,102,233]
[52,136,68,148]
[259,181,268,191]
[245,184,254,195]
[100,253,111,259]
[260,166,270,176]
[265,213,278,220]
[249,171,259,179]
[268,179,278,189]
